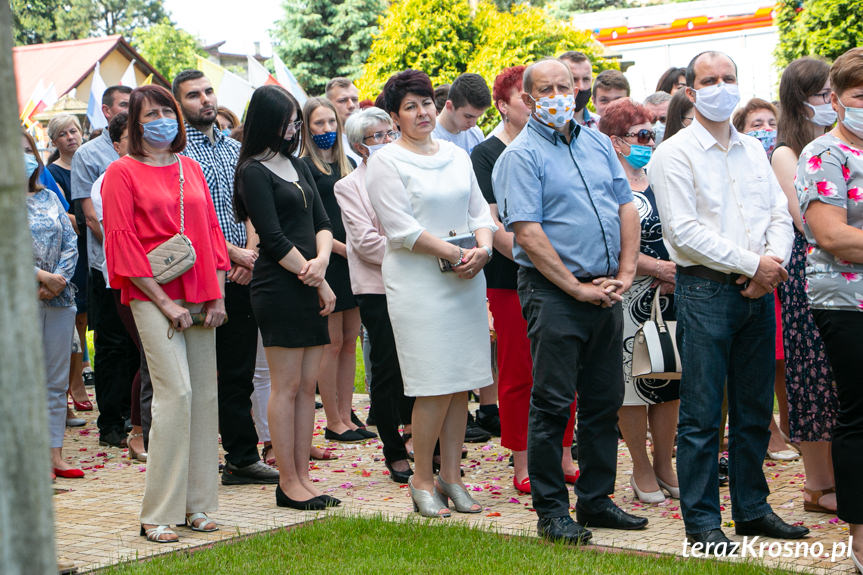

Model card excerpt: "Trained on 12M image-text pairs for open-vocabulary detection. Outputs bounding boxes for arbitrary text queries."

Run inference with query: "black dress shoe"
[316,494,341,507]
[576,503,648,530]
[385,460,413,484]
[276,486,326,510]
[464,413,491,443]
[98,429,128,448]
[686,528,733,555]
[537,516,592,545]
[324,428,368,442]
[718,456,729,486]
[350,410,366,428]
[735,512,810,539]
[222,460,280,485]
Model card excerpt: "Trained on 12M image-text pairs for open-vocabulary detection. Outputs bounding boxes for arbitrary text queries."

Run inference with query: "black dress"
[47,162,88,311]
[241,158,332,348]
[302,158,357,312]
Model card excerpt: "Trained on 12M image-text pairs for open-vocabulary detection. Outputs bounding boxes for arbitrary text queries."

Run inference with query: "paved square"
[54,394,855,573]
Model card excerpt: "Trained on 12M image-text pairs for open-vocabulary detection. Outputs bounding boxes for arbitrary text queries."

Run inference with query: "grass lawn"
[100,515,796,575]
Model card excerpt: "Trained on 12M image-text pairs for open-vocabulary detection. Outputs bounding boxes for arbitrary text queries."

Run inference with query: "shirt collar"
[690,118,742,151]
[527,116,580,146]
[184,122,220,145]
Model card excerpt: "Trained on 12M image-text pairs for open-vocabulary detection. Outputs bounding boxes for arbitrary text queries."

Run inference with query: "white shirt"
[89,173,110,288]
[647,119,793,277]
[432,123,484,154]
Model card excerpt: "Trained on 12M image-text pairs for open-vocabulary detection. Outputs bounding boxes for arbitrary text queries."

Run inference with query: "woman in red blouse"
[102,85,230,543]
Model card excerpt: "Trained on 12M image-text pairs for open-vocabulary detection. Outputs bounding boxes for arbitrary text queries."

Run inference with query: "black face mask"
[574,89,592,112]
[280,138,294,157]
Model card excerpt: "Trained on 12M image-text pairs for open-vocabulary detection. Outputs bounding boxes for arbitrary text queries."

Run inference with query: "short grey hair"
[523,58,572,94]
[345,107,392,147]
[643,91,672,106]
[47,114,81,141]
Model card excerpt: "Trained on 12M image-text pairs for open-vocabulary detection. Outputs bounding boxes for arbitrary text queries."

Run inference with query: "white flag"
[272,53,308,106]
[121,60,137,88]
[87,62,108,130]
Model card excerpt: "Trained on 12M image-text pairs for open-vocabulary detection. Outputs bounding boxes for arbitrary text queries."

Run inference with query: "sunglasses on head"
[623,129,656,145]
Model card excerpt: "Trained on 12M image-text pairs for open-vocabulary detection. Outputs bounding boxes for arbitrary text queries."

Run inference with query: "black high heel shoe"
[385,459,413,484]
[276,485,326,510]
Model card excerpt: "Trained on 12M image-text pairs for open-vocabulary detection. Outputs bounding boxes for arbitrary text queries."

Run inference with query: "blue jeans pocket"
[676,277,723,301]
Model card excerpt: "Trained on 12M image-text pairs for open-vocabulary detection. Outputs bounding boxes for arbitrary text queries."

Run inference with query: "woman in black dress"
[300,98,372,443]
[235,86,338,511]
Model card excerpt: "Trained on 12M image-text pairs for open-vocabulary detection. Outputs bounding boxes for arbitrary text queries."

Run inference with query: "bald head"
[686,51,738,88]
[523,59,573,95]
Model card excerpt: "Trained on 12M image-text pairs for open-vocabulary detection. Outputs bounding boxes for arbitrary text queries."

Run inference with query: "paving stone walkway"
[54,394,855,574]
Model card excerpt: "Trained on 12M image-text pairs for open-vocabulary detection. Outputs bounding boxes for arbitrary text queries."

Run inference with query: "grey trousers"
[39,304,76,448]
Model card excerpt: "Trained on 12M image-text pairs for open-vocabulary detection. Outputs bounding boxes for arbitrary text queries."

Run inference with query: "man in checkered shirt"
[174,70,279,485]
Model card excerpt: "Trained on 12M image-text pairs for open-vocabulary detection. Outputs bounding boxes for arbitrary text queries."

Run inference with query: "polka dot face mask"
[530,94,575,129]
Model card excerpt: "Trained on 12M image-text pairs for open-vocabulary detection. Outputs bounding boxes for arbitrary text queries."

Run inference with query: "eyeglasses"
[623,129,656,144]
[362,130,400,143]
[674,82,688,89]
[286,120,303,132]
[812,90,832,104]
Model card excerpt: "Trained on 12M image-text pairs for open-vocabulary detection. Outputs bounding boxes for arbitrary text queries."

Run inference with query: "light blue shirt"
[492,117,632,278]
[71,129,118,201]
[432,123,484,154]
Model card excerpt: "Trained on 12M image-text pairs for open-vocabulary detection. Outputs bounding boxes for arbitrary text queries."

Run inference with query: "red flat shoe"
[564,470,580,484]
[513,475,531,494]
[53,467,84,479]
[72,399,93,411]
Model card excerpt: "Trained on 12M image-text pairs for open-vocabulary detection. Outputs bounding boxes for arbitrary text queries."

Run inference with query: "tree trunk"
[0,3,59,574]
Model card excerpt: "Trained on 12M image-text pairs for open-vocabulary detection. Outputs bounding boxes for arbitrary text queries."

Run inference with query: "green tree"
[132,19,205,82]
[10,0,167,45]
[272,0,385,96]
[775,0,863,68]
[547,0,629,19]
[358,0,613,131]
[10,0,92,45]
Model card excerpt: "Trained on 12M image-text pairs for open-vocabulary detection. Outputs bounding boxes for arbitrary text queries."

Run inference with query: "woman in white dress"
[366,70,496,517]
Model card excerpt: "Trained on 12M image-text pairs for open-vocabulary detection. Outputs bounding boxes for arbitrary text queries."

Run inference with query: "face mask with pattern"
[530,94,575,129]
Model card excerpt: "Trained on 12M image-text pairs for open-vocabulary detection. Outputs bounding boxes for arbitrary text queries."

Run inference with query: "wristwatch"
[482,245,493,260]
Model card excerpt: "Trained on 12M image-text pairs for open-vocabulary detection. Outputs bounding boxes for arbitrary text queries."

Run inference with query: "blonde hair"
[300,97,352,177]
[47,114,81,142]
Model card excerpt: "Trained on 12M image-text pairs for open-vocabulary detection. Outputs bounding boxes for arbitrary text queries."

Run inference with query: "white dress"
[366,140,495,397]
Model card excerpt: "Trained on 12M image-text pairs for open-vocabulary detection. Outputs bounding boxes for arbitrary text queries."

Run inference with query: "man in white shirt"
[648,50,805,552]
[432,73,490,154]
[326,77,363,165]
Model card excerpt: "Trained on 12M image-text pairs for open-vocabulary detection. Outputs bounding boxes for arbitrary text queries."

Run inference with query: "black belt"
[678,265,744,285]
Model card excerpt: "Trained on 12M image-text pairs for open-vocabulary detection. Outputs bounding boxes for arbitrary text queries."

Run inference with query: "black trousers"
[90,271,138,435]
[813,309,863,524]
[217,282,260,467]
[356,294,413,463]
[518,267,624,518]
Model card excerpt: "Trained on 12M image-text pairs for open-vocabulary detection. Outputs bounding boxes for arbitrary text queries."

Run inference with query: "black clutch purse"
[438,232,476,272]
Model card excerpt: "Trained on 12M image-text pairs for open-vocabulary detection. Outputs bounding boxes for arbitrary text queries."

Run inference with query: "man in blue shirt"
[492,58,642,544]
[174,70,278,485]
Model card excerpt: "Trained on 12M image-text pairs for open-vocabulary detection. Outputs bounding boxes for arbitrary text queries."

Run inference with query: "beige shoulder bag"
[147,155,197,284]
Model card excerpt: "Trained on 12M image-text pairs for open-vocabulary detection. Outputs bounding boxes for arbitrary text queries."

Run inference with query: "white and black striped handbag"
[631,288,682,380]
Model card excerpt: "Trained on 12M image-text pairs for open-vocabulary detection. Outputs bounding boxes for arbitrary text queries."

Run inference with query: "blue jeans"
[675,273,774,534]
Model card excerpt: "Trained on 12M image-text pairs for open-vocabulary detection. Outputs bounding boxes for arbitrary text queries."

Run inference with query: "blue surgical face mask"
[141,117,179,148]
[623,143,652,169]
[746,129,777,155]
[653,121,666,145]
[312,131,338,150]
[24,153,39,178]
[221,128,232,138]
[838,98,863,139]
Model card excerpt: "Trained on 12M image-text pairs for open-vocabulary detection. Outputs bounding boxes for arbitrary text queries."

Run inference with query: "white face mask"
[805,102,837,127]
[692,82,740,122]
[364,143,386,157]
[838,98,863,139]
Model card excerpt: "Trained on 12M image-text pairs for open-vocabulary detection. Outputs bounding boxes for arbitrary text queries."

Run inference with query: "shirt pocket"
[742,174,771,212]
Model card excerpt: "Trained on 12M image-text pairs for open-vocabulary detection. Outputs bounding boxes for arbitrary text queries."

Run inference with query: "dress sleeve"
[298,159,332,234]
[365,153,425,250]
[241,162,295,262]
[101,162,154,287]
[53,193,78,281]
[193,160,231,271]
[798,141,852,212]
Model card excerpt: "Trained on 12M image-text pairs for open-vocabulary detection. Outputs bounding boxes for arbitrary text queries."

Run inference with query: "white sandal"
[184,512,219,533]
[140,524,178,543]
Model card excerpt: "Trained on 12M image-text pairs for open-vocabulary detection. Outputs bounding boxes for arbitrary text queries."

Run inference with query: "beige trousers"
[131,300,219,526]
